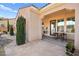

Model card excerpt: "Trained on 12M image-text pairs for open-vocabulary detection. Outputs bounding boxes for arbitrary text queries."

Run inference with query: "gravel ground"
[0,34,13,56]
[0,46,5,56]
[0,37,13,46]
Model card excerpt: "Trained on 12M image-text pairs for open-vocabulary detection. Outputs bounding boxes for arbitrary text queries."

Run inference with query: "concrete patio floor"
[4,35,67,56]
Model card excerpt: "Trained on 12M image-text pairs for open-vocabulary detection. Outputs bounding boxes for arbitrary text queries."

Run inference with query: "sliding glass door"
[50,20,56,35]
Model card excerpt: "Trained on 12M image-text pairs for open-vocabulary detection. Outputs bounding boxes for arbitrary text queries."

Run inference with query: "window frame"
[66,17,75,33]
[57,18,64,32]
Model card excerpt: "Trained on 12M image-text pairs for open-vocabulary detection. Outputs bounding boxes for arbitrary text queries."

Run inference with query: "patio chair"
[59,33,67,41]
[51,33,58,40]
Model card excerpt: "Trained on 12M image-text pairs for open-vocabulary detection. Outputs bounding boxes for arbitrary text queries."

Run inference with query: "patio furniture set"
[50,32,67,41]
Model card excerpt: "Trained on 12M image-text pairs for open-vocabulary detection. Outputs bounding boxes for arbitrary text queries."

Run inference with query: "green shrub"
[7,20,10,32]
[66,40,75,55]
[9,25,14,36]
[3,31,7,34]
[16,16,26,45]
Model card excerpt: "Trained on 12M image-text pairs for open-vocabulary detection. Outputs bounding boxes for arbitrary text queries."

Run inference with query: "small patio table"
[54,32,67,41]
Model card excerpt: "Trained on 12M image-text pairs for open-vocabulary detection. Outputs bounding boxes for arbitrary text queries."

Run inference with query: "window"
[50,20,56,35]
[66,17,75,33]
[57,19,64,32]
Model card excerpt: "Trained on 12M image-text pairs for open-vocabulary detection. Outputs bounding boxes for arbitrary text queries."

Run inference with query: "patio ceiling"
[42,8,75,20]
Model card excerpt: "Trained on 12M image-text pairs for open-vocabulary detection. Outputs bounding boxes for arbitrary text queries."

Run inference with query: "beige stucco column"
[28,10,42,41]
[56,20,58,32]
[64,19,67,33]
[75,7,79,50]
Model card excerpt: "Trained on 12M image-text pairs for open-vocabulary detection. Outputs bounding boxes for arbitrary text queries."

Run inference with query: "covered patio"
[42,8,75,41]
[40,3,79,50]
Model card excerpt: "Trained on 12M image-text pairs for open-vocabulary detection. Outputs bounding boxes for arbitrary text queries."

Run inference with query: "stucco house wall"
[28,8,42,41]
[16,6,42,42]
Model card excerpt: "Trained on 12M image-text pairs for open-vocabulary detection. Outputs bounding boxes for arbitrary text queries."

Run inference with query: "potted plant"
[66,40,75,56]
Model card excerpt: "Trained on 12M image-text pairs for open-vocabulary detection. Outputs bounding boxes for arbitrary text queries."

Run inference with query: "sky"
[0,3,48,18]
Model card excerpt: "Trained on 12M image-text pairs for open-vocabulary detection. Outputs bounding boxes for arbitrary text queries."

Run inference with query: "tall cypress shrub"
[9,25,14,36]
[7,20,9,32]
[16,16,26,45]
